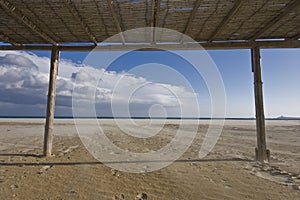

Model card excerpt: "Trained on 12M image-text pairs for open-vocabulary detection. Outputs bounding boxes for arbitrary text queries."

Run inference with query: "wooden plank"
[106,0,125,44]
[208,0,243,42]
[0,40,299,51]
[43,47,60,157]
[63,0,98,46]
[0,0,58,45]
[249,0,300,40]
[251,46,270,163]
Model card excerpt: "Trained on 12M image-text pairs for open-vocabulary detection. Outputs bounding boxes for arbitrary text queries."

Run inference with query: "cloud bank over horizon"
[0,51,200,117]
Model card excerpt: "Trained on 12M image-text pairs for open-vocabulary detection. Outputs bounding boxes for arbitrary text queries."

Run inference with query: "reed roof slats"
[0,0,299,46]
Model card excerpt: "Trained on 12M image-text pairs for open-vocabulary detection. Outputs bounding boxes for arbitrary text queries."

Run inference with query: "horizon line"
[0,116,299,120]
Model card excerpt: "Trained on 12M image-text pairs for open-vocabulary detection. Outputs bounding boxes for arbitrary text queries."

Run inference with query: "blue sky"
[0,48,299,118]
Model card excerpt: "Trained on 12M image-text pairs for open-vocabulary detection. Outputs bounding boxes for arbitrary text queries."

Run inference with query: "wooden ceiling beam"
[182,0,204,34]
[0,31,20,45]
[248,0,300,40]
[64,0,98,46]
[150,0,156,27]
[0,0,58,45]
[149,0,162,28]
[151,0,161,44]
[21,0,63,42]
[154,0,161,27]
[106,0,125,44]
[208,0,243,42]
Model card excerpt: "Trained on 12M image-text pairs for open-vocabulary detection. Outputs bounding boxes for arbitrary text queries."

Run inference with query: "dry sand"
[0,119,300,199]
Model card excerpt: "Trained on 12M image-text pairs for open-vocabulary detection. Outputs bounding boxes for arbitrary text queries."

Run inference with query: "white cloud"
[0,51,200,117]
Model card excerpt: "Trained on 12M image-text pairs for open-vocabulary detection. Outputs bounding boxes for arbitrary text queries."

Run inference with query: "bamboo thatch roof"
[0,0,299,47]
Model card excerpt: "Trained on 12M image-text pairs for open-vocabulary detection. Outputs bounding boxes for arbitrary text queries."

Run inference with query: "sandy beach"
[0,119,299,199]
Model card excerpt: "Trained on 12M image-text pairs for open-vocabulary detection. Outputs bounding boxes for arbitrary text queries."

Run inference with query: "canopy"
[0,0,299,48]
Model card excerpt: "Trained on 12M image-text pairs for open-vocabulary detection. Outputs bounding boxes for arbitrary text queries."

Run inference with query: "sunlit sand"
[0,119,299,199]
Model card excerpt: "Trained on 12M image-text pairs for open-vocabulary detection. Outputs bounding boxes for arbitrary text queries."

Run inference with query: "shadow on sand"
[0,153,42,158]
[0,154,253,167]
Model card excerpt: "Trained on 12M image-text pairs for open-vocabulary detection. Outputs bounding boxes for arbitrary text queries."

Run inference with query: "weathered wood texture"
[0,0,58,45]
[63,0,98,45]
[251,46,270,163]
[0,40,299,51]
[0,0,299,45]
[106,0,126,43]
[43,47,60,157]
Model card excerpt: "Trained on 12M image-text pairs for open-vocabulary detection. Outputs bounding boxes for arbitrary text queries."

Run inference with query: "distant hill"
[272,115,300,120]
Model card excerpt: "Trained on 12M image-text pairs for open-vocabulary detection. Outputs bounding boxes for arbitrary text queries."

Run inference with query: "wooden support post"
[251,46,270,163]
[43,47,60,157]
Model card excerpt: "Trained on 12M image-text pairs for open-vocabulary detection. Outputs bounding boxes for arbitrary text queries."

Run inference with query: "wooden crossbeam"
[0,31,20,45]
[106,0,125,44]
[208,0,243,42]
[64,0,98,46]
[182,0,204,34]
[248,0,300,40]
[290,33,300,40]
[0,40,299,51]
[0,0,58,45]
